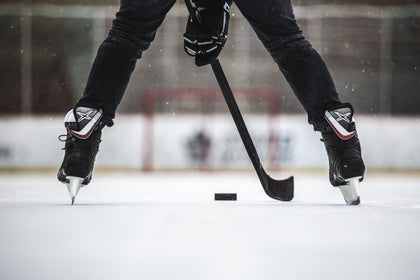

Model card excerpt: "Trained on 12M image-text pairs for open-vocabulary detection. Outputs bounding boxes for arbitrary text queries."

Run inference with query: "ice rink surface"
[0,171,419,280]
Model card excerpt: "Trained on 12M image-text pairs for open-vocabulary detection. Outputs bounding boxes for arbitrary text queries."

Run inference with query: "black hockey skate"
[322,103,365,205]
[57,106,103,204]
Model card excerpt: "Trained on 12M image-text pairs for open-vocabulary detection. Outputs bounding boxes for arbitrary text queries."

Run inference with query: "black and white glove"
[183,0,232,66]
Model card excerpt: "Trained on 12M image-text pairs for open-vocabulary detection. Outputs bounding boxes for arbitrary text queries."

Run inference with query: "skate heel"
[339,176,362,205]
[66,176,84,205]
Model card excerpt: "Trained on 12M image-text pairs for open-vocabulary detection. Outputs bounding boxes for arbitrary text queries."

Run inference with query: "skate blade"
[66,176,84,205]
[339,176,362,205]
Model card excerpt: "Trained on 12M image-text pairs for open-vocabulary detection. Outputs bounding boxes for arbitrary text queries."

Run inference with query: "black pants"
[77,0,341,131]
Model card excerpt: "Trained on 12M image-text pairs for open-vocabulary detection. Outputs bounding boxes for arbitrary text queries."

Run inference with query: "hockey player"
[58,0,365,205]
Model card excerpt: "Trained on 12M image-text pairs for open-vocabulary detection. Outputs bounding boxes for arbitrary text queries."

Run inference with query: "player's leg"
[234,0,340,128]
[234,0,365,204]
[58,0,176,203]
[77,0,177,125]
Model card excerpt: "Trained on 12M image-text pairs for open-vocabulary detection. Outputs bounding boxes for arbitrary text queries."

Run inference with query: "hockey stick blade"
[261,169,294,201]
[211,59,294,201]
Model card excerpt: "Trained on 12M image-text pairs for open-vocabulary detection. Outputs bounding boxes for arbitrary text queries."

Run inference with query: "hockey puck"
[215,193,237,201]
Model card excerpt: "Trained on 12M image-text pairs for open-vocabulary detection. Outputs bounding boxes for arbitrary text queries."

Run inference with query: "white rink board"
[0,115,419,170]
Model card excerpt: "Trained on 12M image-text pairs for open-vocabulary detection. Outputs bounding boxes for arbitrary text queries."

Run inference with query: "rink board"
[1,115,420,170]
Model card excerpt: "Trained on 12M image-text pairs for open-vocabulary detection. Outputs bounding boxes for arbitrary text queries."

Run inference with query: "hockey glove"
[183,0,232,66]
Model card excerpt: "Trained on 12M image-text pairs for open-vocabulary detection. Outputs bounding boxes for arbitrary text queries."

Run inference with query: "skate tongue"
[66,107,103,139]
[325,106,356,140]
[330,107,353,129]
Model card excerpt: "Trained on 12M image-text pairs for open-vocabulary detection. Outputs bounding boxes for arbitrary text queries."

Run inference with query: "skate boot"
[322,103,365,205]
[57,106,103,204]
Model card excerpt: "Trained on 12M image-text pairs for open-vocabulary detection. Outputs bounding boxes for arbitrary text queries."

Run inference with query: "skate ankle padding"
[65,106,103,139]
[324,104,356,140]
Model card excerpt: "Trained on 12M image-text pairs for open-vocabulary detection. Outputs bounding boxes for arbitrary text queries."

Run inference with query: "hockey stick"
[211,59,294,201]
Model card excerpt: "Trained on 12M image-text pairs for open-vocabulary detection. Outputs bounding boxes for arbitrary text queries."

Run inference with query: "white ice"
[0,171,419,280]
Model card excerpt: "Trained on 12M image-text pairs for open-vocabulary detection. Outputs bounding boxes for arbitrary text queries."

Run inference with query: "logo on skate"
[69,108,103,139]
[325,110,355,140]
[76,110,94,123]
[335,112,351,123]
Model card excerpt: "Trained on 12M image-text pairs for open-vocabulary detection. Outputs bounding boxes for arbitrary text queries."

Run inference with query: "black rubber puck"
[215,193,237,201]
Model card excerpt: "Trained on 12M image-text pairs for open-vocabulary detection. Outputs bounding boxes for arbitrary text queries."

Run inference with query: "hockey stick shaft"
[211,59,294,201]
[211,61,263,175]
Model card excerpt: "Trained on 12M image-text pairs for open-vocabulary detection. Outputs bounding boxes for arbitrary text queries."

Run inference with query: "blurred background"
[0,0,419,173]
